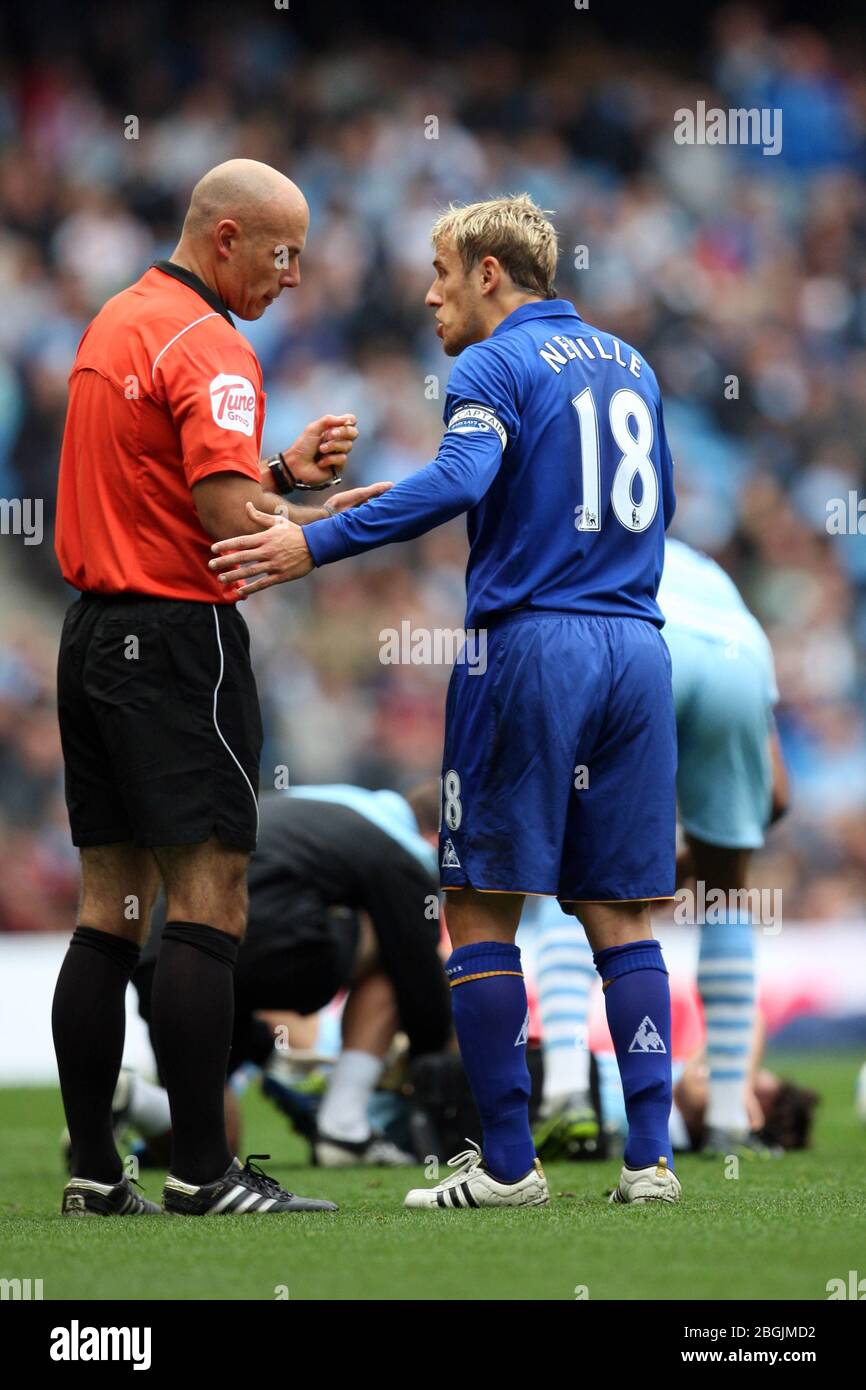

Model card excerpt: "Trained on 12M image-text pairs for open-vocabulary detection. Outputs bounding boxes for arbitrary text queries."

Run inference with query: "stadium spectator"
[0,4,863,925]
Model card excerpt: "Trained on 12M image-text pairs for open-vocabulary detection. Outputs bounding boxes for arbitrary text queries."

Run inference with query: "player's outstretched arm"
[209,485,394,595]
[210,415,505,595]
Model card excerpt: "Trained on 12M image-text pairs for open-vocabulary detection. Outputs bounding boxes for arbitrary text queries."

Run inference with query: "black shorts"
[239,891,361,1016]
[57,593,263,851]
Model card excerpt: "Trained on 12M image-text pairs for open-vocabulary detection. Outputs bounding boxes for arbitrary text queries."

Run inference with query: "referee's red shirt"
[55,261,265,603]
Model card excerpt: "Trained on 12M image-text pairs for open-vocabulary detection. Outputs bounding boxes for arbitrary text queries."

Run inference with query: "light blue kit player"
[659,538,781,855]
[530,539,788,1161]
[659,538,787,1150]
[209,195,683,1209]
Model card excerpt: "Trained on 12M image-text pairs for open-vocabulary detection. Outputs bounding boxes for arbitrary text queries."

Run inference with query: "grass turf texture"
[1,1052,863,1301]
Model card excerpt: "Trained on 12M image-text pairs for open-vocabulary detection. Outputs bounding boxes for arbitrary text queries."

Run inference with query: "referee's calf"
[52,158,377,1217]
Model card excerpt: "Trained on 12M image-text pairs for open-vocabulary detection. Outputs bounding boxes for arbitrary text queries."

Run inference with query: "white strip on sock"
[127,1074,172,1139]
[536,922,595,1107]
[317,1049,384,1143]
[543,1038,591,1104]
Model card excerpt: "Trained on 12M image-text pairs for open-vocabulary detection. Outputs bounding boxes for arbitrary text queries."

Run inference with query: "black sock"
[150,921,239,1185]
[51,926,140,1184]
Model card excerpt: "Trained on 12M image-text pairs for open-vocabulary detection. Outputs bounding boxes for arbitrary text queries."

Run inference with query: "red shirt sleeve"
[153,323,265,488]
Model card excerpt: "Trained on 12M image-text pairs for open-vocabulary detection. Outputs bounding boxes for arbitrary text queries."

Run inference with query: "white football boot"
[404,1141,549,1210]
[609,1154,682,1204]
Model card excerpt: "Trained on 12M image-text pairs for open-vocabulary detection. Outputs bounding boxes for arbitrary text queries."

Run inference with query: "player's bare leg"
[444,885,525,947]
[154,833,250,940]
[567,899,681,1204]
[405,885,549,1209]
[53,842,163,1213]
[77,841,162,943]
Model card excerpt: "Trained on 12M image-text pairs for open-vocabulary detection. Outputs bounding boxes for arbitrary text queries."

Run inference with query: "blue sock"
[446,941,535,1183]
[594,940,673,1169]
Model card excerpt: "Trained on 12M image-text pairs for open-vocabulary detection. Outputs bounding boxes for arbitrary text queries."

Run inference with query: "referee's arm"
[194,469,393,543]
[194,470,302,540]
[208,421,504,592]
[195,412,358,538]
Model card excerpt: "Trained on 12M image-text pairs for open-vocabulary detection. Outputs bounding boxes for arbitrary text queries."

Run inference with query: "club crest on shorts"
[627,1015,666,1053]
[441,838,461,868]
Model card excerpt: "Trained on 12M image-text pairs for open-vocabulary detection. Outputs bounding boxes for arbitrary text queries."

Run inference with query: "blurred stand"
[0,2,864,928]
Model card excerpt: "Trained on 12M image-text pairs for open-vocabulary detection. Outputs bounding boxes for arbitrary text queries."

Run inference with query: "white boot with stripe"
[608,1155,682,1204]
[404,1141,549,1210]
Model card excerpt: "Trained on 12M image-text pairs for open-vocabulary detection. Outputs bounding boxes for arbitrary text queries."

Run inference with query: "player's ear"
[479,254,502,295]
[214,217,240,260]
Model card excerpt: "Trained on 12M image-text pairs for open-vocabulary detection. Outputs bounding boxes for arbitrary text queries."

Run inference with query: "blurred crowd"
[0,3,865,929]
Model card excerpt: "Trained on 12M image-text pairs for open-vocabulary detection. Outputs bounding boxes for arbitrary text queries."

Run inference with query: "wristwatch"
[267,451,342,493]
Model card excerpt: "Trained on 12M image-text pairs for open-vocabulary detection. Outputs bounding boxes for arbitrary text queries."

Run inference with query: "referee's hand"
[210,504,313,595]
[283,413,359,487]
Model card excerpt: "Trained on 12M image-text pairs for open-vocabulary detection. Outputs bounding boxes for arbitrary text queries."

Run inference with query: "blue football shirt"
[304,299,675,628]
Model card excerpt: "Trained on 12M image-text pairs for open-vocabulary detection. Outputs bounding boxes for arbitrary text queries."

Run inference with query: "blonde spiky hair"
[430,194,559,300]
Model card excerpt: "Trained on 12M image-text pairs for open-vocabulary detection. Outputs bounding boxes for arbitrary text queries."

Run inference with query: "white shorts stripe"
[211,606,260,840]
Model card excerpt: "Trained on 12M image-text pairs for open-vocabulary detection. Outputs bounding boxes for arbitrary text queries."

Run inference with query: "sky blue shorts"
[439,611,677,902]
[666,627,775,850]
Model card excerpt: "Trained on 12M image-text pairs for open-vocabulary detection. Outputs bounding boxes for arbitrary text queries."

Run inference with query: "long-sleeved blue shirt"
[303,299,675,629]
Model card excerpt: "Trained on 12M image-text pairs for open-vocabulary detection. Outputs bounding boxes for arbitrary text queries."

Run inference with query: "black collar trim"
[151,260,234,327]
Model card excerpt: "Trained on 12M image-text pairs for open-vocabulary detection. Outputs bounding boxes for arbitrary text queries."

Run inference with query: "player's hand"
[282,413,358,487]
[325,479,393,514]
[209,503,313,595]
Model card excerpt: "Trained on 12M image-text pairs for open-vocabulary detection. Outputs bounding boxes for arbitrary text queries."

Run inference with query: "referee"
[52,158,385,1217]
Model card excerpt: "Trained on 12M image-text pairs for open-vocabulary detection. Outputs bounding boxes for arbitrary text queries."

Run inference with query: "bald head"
[173,159,310,320]
[184,159,307,239]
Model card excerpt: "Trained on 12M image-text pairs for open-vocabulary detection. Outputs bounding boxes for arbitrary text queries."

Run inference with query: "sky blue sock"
[698,914,755,1134]
[536,919,595,1106]
[594,940,673,1169]
[446,941,535,1183]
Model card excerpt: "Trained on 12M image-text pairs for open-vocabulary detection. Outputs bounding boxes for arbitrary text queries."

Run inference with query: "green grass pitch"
[1,1052,863,1301]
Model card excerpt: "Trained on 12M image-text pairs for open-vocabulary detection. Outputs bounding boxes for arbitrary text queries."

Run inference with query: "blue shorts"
[439,612,677,902]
